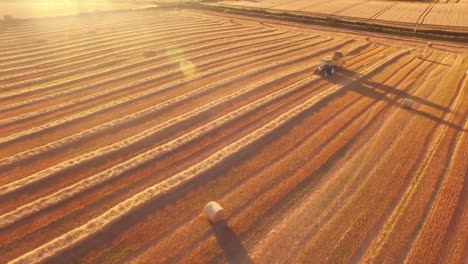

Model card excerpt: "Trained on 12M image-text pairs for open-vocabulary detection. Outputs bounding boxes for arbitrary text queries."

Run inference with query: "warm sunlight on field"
[0,0,144,18]
[0,0,466,262]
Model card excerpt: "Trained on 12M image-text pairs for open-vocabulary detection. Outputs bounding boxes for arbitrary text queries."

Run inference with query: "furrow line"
[0,27,277,102]
[0,15,175,53]
[114,44,390,263]
[293,54,456,263]
[248,51,425,262]
[0,41,375,262]
[0,22,233,70]
[0,31,309,128]
[0,38,351,194]
[0,17,217,63]
[401,64,467,264]
[7,49,410,264]
[0,30,289,117]
[0,58,325,229]
[362,56,467,262]
[0,15,211,57]
[340,54,458,263]
[0,21,231,81]
[0,12,168,42]
[0,58,126,92]
[0,26,264,95]
[0,21,230,75]
[0,35,338,141]
[0,12,185,47]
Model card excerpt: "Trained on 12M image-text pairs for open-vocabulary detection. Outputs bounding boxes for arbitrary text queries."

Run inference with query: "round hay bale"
[364,37,370,41]
[143,50,156,58]
[402,98,414,108]
[204,201,226,223]
[427,42,432,47]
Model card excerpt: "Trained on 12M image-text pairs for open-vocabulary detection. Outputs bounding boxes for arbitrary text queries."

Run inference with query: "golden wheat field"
[0,6,467,264]
[215,0,468,31]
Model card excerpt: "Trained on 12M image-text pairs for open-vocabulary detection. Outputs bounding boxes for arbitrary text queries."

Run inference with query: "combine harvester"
[314,51,344,77]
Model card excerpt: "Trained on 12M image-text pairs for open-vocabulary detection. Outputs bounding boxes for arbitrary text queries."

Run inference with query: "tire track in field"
[7,49,410,264]
[0,35,338,148]
[332,1,366,16]
[417,4,436,25]
[370,2,399,20]
[0,38,352,212]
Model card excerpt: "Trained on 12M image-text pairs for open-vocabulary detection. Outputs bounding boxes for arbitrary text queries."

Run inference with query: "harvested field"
[0,7,467,264]
[211,0,468,32]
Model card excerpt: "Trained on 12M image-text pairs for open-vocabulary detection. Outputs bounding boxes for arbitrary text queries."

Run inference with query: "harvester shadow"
[212,220,253,264]
[330,69,465,132]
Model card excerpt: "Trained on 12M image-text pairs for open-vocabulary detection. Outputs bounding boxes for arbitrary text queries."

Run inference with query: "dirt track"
[0,8,466,264]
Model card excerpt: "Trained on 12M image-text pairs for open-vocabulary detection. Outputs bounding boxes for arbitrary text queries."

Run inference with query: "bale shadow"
[212,220,252,264]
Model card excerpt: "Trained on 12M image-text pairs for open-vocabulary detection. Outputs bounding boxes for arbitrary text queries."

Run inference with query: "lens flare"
[164,47,196,76]
[179,60,196,76]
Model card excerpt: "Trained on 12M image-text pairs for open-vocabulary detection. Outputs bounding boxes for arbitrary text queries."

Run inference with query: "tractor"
[315,51,344,77]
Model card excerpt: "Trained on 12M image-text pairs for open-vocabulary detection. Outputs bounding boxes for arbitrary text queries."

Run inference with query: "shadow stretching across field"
[212,220,253,264]
[327,69,466,132]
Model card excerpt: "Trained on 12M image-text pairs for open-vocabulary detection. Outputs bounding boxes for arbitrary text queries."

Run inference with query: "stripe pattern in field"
[215,0,468,32]
[0,8,467,264]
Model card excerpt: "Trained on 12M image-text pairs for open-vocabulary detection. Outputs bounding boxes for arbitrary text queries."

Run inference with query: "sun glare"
[1,0,136,18]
